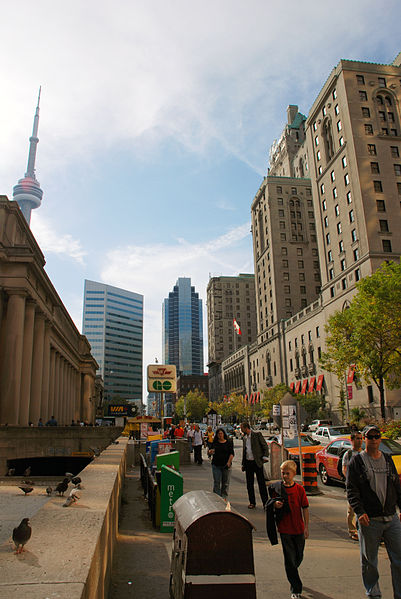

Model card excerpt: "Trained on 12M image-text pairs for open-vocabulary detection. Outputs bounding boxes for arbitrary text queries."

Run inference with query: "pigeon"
[90,447,101,457]
[19,486,33,496]
[63,496,74,507]
[6,468,15,476]
[55,478,69,496]
[46,487,52,496]
[12,518,31,553]
[71,476,81,487]
[65,472,74,480]
[69,487,80,502]
[23,466,31,477]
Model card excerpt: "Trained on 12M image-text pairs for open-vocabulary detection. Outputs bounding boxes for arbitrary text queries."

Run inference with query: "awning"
[294,381,301,393]
[290,382,295,391]
[301,379,308,395]
[308,377,316,393]
[316,374,324,392]
[347,365,356,384]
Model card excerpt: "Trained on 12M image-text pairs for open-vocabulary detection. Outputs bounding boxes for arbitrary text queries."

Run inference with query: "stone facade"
[215,55,401,420]
[0,196,99,425]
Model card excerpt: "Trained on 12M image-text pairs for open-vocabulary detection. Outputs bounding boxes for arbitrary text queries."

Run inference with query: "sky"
[1,1,400,399]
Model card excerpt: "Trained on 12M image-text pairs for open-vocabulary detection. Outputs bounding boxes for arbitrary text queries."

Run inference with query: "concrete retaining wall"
[0,437,128,599]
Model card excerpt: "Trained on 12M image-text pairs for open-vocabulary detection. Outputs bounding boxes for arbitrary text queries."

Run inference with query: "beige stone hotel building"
[0,197,98,425]
[217,52,401,420]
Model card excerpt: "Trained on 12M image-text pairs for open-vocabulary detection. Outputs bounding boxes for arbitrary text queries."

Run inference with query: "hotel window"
[337,222,342,234]
[322,106,327,116]
[355,268,361,282]
[284,285,291,294]
[391,146,399,158]
[376,199,386,212]
[313,122,317,131]
[367,144,377,155]
[382,128,388,135]
[334,204,340,216]
[298,260,304,268]
[349,210,355,222]
[346,191,352,204]
[299,273,305,281]
[320,183,325,194]
[324,216,328,228]
[335,104,339,115]
[282,259,288,267]
[371,162,380,174]
[394,164,401,176]
[353,248,359,261]
[362,107,370,118]
[291,187,297,195]
[332,89,337,100]
[342,156,347,168]
[339,136,344,146]
[279,221,286,229]
[277,186,282,193]
[357,75,365,85]
[342,278,347,290]
[322,199,327,211]
[379,220,389,232]
[339,240,344,253]
[333,187,338,198]
[391,129,398,136]
[330,170,335,182]
[300,286,306,294]
[337,120,342,132]
[379,110,386,121]
[344,173,350,185]
[278,209,284,217]
[351,229,357,242]
[382,239,392,252]
[283,272,289,281]
[328,250,333,262]
[297,248,303,256]
[315,135,319,146]
[329,267,334,280]
[374,180,383,192]
[359,90,367,101]
[308,211,314,219]
[280,233,286,240]
[330,286,335,298]
[278,198,283,205]
[281,247,288,255]
[365,124,373,135]
[341,258,346,271]
[326,233,331,245]
[378,77,386,87]
[388,112,395,122]
[316,326,320,338]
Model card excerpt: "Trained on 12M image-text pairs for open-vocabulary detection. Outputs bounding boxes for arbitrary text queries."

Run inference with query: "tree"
[260,383,290,420]
[296,392,326,422]
[175,390,209,421]
[320,261,401,419]
[215,393,253,423]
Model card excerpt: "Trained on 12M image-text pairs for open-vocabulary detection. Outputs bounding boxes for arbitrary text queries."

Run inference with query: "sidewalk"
[109,446,395,599]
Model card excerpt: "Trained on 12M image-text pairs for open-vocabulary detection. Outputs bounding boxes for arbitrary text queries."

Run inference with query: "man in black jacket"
[346,425,401,599]
[240,421,269,509]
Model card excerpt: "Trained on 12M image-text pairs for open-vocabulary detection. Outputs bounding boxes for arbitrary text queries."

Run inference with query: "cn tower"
[13,88,43,225]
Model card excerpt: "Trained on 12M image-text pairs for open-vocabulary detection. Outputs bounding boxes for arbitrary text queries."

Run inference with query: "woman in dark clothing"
[208,427,234,500]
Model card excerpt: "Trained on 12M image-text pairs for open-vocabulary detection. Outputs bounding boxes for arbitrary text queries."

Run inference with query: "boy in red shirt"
[271,459,309,599]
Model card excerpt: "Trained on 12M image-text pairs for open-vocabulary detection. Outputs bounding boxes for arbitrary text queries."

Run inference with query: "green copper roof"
[288,112,306,129]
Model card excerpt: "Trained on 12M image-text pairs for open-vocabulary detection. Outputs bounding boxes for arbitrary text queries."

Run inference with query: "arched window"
[375,90,400,136]
[322,117,335,161]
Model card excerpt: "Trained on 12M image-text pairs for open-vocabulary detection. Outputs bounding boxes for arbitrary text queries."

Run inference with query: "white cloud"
[30,213,86,264]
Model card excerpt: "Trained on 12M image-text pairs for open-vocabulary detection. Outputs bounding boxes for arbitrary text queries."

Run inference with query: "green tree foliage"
[320,261,401,419]
[260,383,290,419]
[175,390,209,422]
[296,392,325,421]
[214,394,253,423]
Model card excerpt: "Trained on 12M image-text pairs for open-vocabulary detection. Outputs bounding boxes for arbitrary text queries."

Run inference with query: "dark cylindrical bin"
[170,490,256,599]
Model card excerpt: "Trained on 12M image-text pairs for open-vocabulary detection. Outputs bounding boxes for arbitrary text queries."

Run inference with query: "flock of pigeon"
[11,471,83,554]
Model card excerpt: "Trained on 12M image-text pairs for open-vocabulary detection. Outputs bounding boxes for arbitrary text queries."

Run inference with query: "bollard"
[302,452,322,495]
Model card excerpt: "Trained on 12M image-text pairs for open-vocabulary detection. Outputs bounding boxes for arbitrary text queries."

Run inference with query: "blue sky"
[1,1,400,396]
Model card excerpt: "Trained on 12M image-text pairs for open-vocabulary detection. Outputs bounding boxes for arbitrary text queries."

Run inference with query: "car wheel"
[319,464,331,485]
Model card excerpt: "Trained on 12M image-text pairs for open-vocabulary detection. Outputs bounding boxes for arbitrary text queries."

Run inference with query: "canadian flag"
[233,318,242,335]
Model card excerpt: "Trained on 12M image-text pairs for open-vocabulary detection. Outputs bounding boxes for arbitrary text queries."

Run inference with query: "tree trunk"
[379,378,385,419]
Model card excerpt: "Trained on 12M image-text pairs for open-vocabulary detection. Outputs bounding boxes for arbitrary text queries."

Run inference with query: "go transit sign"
[147,364,177,393]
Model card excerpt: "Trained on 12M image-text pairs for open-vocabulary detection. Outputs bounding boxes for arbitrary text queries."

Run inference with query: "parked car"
[263,433,324,475]
[311,425,351,445]
[316,436,401,485]
[307,419,332,432]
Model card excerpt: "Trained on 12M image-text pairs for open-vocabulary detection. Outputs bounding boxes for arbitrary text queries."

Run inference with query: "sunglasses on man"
[366,434,381,440]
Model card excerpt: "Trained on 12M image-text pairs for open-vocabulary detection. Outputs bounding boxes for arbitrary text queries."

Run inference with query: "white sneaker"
[291,594,301,599]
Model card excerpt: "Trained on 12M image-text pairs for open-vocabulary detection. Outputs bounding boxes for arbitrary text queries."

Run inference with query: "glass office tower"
[82,280,143,402]
[162,277,203,375]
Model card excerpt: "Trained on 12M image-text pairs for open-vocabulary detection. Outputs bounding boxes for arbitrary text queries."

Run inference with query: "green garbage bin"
[156,450,180,472]
[160,465,183,533]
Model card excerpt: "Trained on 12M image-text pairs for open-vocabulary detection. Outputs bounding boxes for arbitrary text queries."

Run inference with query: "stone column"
[59,358,65,425]
[66,365,72,424]
[29,312,45,424]
[53,353,60,421]
[48,349,56,419]
[0,292,26,424]
[41,323,51,421]
[19,301,36,425]
[82,373,92,423]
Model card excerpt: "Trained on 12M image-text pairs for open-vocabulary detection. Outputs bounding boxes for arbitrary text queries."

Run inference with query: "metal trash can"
[169,490,256,598]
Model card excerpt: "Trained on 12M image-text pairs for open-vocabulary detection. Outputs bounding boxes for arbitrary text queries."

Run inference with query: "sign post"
[280,393,303,480]
[147,365,177,430]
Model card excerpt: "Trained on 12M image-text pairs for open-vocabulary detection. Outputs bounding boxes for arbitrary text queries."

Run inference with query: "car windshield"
[380,439,401,455]
[284,435,319,448]
[328,426,351,435]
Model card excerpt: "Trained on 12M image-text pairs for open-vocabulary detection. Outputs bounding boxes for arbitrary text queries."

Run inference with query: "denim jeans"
[280,533,305,595]
[212,464,231,498]
[357,514,401,598]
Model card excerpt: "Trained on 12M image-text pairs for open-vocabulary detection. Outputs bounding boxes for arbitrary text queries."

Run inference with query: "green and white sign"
[147,364,177,393]
[160,465,183,532]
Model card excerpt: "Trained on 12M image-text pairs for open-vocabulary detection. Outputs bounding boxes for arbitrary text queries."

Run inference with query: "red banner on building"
[347,365,356,384]
[290,382,295,391]
[316,374,324,392]
[294,381,301,393]
[301,379,308,395]
[308,377,316,393]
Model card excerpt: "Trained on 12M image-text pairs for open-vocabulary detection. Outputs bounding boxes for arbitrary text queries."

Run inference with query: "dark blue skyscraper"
[82,280,143,402]
[163,278,203,375]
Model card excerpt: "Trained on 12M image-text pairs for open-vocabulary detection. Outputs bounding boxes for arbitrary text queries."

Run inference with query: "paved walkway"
[109,442,395,599]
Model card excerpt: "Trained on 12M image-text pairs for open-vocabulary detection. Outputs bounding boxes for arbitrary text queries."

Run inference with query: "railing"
[140,453,158,528]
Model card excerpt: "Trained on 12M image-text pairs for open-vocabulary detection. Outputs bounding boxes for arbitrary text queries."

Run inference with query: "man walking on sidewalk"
[347,425,401,599]
[240,421,269,509]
